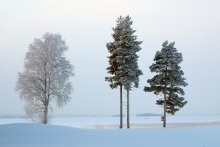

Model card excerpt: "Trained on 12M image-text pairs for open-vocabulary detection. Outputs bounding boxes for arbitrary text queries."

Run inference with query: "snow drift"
[0,123,220,147]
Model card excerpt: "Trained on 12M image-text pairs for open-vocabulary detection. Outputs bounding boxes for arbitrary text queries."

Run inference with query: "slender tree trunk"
[43,76,49,124]
[42,76,48,124]
[127,88,130,129]
[43,104,48,124]
[163,68,167,128]
[120,83,123,129]
[163,87,167,128]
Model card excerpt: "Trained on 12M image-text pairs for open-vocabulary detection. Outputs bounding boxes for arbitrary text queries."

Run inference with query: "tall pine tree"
[144,41,187,128]
[106,16,142,129]
[106,16,125,129]
[121,16,142,128]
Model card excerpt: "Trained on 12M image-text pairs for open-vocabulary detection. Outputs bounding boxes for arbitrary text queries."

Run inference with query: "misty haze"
[0,0,220,147]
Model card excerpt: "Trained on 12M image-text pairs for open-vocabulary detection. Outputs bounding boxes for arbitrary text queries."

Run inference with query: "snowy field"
[0,115,220,128]
[0,123,220,147]
[0,115,220,147]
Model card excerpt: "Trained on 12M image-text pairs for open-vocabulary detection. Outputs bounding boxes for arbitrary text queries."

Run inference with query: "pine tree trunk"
[163,87,167,128]
[127,88,130,129]
[120,83,123,129]
[163,68,167,128]
[43,104,48,124]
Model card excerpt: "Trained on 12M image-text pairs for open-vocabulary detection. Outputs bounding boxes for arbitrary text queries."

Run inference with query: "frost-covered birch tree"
[106,16,142,129]
[144,41,187,128]
[16,33,74,124]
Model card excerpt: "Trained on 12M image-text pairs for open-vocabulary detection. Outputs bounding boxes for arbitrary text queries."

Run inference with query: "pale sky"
[0,0,220,116]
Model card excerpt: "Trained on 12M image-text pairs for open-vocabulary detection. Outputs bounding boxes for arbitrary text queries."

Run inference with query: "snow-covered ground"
[0,123,220,147]
[0,115,220,146]
[0,115,220,128]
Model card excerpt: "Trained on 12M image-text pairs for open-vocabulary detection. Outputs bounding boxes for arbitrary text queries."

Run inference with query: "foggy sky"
[0,0,220,116]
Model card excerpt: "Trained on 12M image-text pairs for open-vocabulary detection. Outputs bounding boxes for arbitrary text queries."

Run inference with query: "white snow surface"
[0,115,220,146]
[1,115,220,128]
[0,123,220,147]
